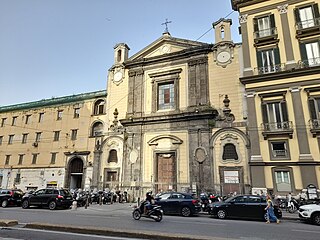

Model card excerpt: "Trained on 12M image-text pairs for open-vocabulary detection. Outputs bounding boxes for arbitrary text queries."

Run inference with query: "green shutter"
[274,47,280,65]
[308,98,317,120]
[299,42,307,63]
[294,8,301,23]
[253,18,258,37]
[313,3,319,18]
[256,50,263,69]
[281,101,288,122]
[261,103,268,123]
[270,14,275,28]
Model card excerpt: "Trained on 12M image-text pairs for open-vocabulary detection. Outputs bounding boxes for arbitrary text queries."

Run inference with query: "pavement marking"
[1,227,147,240]
[292,229,320,234]
[168,220,225,226]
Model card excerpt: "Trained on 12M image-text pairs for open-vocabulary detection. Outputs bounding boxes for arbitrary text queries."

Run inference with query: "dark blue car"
[155,192,201,217]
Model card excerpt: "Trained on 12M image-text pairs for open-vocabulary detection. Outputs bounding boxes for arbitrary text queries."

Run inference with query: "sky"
[0,0,241,107]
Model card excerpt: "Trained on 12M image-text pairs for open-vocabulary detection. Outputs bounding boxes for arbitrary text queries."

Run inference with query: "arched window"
[94,99,105,115]
[92,122,103,136]
[108,149,118,163]
[222,143,238,160]
[221,27,225,40]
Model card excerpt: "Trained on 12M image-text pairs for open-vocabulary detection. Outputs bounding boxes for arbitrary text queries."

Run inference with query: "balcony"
[309,119,320,137]
[272,149,288,158]
[254,27,278,46]
[296,17,320,37]
[254,64,284,75]
[262,121,294,140]
[298,57,320,68]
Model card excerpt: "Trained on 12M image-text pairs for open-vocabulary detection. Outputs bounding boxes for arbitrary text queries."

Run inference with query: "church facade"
[95,19,250,199]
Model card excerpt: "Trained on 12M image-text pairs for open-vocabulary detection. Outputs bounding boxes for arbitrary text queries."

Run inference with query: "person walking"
[265,195,280,224]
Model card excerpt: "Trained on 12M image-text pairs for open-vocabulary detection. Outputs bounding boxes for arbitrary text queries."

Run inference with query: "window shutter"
[261,103,268,123]
[299,42,307,62]
[313,4,319,18]
[308,98,317,119]
[294,8,301,23]
[270,14,275,28]
[274,47,281,65]
[256,50,263,69]
[281,101,289,122]
[253,18,258,33]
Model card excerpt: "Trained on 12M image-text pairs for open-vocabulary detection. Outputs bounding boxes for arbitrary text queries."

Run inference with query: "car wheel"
[312,213,320,226]
[1,199,9,208]
[22,200,29,209]
[264,212,269,221]
[181,207,191,217]
[49,201,57,210]
[217,209,227,219]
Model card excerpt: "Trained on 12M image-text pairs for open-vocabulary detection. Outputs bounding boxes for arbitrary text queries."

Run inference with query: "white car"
[298,203,320,225]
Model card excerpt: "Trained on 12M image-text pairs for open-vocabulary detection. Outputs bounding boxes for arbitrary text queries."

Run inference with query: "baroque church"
[94,19,250,199]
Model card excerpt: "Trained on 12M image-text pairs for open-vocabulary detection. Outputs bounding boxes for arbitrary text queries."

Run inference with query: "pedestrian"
[265,195,280,224]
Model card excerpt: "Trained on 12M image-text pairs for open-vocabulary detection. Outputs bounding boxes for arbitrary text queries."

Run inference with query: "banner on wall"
[224,171,239,183]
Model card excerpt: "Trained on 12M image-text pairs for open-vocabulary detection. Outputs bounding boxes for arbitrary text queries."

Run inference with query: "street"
[1,203,320,240]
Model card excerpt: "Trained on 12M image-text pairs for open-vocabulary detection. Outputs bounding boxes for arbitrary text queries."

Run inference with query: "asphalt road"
[0,203,320,240]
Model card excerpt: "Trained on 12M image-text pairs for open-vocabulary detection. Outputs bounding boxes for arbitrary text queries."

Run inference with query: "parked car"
[0,189,24,208]
[154,192,201,217]
[298,203,320,225]
[21,188,73,210]
[208,195,282,221]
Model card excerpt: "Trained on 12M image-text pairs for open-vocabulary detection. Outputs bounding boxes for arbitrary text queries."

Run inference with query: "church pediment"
[128,33,207,61]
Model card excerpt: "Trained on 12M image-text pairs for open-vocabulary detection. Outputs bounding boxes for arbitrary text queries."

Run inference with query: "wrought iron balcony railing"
[254,27,278,39]
[296,17,320,31]
[309,119,320,130]
[298,57,320,68]
[272,149,288,158]
[262,121,293,132]
[254,63,284,75]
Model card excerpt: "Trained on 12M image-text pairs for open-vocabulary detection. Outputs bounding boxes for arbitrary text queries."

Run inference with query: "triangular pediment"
[128,33,208,61]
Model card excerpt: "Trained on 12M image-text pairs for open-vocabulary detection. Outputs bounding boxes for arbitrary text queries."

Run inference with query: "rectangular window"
[32,154,38,164]
[308,96,320,128]
[8,134,14,144]
[5,155,10,165]
[270,141,290,159]
[158,82,175,110]
[275,171,292,192]
[18,154,24,165]
[74,108,80,118]
[0,136,3,145]
[257,48,281,74]
[71,129,78,140]
[300,41,320,66]
[15,173,21,184]
[53,131,60,141]
[25,115,31,124]
[295,5,319,29]
[254,14,275,38]
[12,116,17,126]
[38,113,44,122]
[1,118,6,127]
[51,152,57,164]
[22,133,28,144]
[57,110,63,120]
[262,101,289,131]
[35,132,41,142]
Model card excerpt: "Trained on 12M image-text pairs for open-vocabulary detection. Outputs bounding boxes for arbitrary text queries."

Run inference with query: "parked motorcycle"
[132,201,163,222]
[288,198,299,213]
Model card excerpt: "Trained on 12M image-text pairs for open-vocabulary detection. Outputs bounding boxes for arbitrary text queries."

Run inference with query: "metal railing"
[262,121,293,132]
[254,63,284,75]
[296,17,320,30]
[272,149,288,158]
[298,57,320,68]
[254,27,277,39]
[309,119,320,130]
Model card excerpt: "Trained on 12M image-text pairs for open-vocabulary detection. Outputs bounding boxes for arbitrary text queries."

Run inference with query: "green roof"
[0,90,107,113]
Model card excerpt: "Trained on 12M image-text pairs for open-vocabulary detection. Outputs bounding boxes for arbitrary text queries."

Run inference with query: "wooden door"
[156,153,176,192]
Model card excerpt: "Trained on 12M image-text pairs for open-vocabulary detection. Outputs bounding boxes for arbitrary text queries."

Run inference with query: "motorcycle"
[132,201,163,222]
[288,198,299,213]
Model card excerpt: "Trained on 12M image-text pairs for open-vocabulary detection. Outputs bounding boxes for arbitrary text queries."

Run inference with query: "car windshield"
[60,189,71,196]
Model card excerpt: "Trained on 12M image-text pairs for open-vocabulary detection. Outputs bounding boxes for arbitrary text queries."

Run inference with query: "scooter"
[132,201,163,222]
[288,198,299,213]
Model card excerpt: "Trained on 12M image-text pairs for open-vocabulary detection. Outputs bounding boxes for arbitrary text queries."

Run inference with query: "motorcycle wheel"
[132,209,141,220]
[154,211,163,222]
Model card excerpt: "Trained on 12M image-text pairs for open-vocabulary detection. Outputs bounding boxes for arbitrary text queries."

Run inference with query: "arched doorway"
[69,158,84,189]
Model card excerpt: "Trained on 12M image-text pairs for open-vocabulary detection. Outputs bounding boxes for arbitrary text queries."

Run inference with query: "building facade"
[97,20,250,200]
[232,0,320,195]
[0,91,107,192]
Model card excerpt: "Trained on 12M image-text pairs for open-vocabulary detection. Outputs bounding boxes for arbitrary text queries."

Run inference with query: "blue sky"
[0,0,241,106]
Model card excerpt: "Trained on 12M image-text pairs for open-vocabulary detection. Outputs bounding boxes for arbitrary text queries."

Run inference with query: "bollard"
[72,200,77,210]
